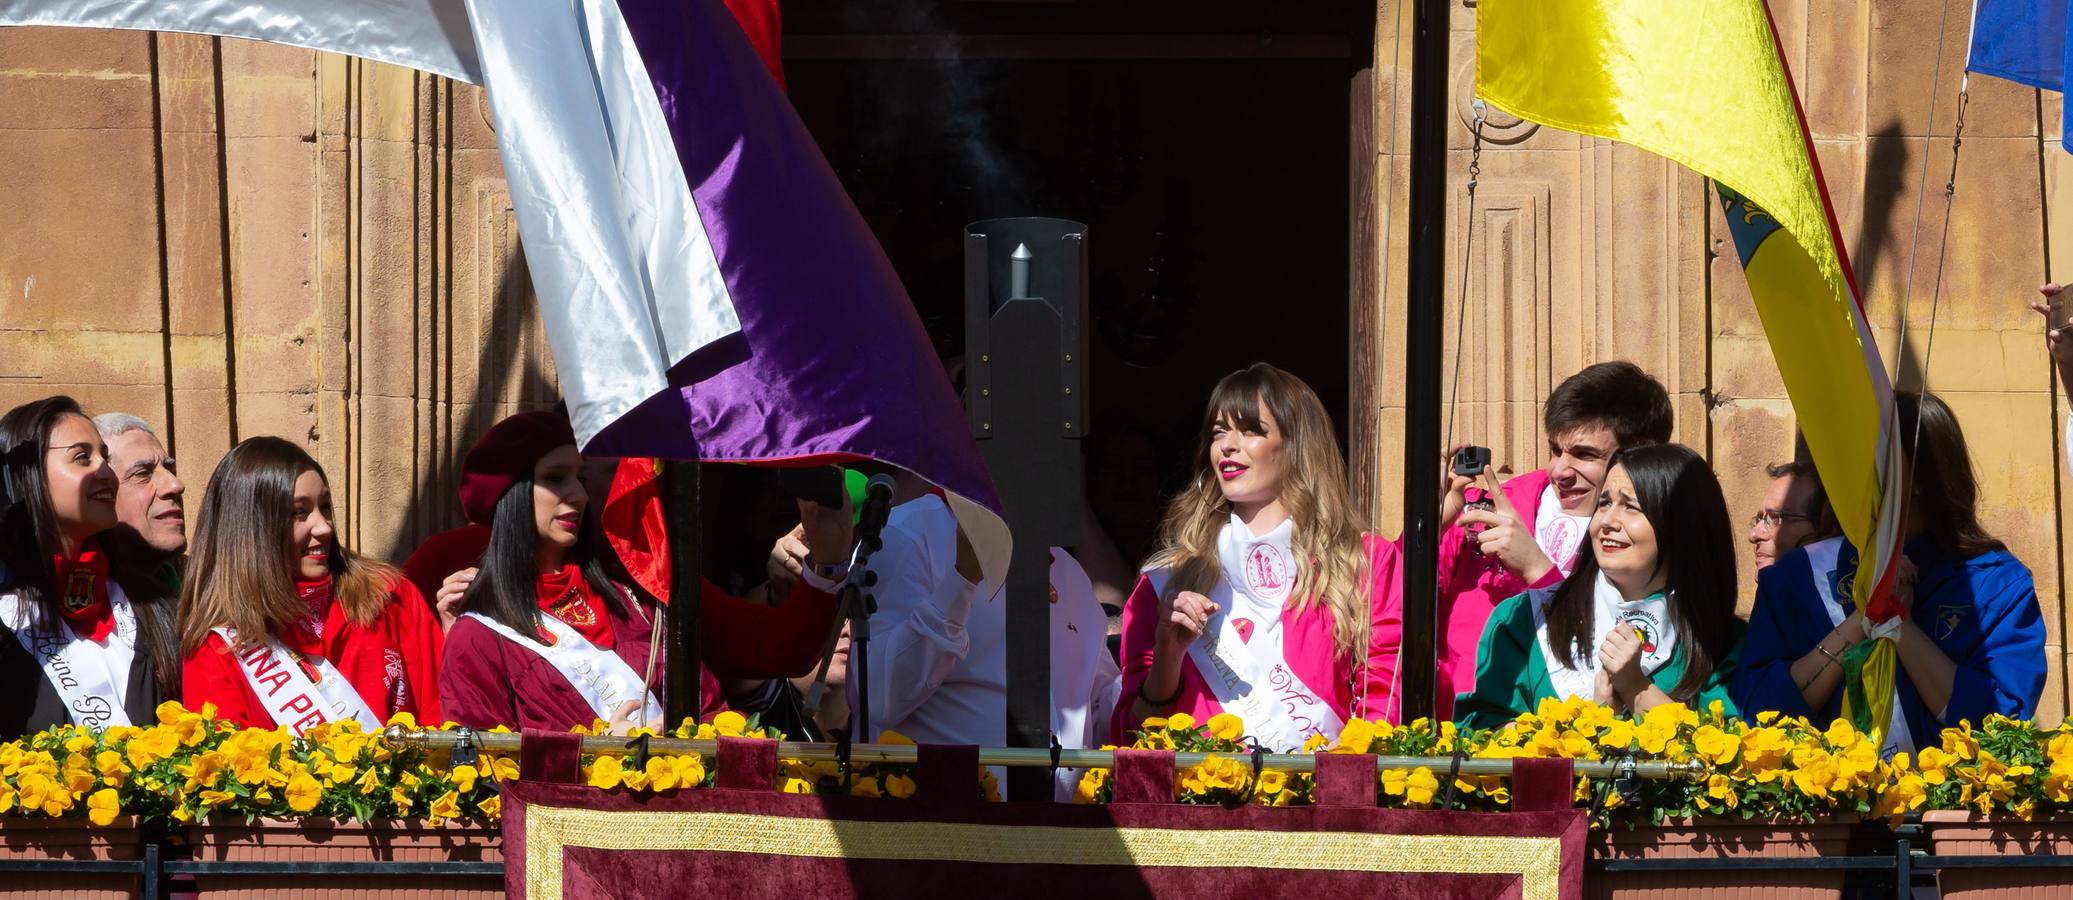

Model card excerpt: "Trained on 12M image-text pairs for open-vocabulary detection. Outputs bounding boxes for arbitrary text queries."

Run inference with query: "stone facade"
[0,28,556,563]
[1355,0,2072,722]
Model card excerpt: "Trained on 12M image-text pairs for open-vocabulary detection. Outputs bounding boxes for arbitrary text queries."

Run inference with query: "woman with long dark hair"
[1113,363,1405,750]
[180,437,443,731]
[1456,443,1743,730]
[1734,392,2044,754]
[438,412,854,733]
[0,396,182,735]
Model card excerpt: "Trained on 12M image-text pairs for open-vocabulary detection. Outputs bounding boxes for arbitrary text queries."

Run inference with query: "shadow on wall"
[372,247,557,565]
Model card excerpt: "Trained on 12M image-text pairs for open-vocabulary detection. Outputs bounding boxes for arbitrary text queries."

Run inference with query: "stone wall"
[1355,0,2072,722]
[0,28,556,563]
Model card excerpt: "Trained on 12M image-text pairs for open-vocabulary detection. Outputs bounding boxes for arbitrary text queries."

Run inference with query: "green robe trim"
[1452,591,1742,733]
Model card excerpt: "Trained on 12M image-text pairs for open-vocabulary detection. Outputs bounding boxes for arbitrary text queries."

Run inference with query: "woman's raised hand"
[1157,590,1220,657]
[435,567,476,630]
[1597,623,1648,699]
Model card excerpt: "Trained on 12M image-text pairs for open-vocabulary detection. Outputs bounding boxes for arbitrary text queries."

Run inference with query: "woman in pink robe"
[1112,364,1404,749]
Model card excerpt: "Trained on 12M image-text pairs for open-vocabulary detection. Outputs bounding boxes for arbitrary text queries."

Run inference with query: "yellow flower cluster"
[0,705,509,828]
[13,701,2073,826]
[1069,700,2073,822]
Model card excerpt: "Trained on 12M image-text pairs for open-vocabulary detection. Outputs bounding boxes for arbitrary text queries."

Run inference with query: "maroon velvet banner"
[501,733,1586,900]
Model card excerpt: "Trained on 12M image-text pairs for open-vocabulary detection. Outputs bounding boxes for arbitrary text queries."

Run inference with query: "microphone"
[855,474,897,552]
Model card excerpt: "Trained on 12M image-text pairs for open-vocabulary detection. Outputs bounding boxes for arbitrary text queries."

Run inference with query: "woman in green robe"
[1455,443,1744,732]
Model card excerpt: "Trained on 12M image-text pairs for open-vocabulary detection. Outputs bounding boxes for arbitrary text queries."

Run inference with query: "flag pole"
[1396,0,1450,723]
[663,461,703,724]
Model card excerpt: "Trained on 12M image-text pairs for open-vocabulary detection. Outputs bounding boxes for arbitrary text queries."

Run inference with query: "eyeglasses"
[1749,510,1813,530]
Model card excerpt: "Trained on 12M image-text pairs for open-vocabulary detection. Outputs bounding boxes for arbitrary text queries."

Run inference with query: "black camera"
[1452,445,1492,478]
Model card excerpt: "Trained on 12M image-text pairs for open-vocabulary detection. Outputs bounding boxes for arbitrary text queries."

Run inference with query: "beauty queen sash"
[464,611,665,728]
[1802,537,1914,756]
[1152,517,1344,751]
[213,628,383,735]
[0,588,136,729]
[1532,571,1680,703]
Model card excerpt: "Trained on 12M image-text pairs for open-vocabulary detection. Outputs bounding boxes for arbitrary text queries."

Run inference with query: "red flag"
[603,458,673,604]
[722,0,785,91]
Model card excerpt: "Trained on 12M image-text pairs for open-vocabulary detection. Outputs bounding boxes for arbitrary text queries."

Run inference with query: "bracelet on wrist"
[1815,642,1842,666]
[1138,678,1184,708]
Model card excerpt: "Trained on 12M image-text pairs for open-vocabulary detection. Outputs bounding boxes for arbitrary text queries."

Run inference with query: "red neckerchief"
[296,577,334,638]
[537,564,613,649]
[53,539,114,643]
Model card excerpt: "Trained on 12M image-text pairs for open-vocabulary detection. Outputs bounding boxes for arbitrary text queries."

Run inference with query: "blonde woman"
[1112,364,1404,750]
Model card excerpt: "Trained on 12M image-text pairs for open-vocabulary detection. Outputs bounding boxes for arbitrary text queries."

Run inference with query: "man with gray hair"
[91,413,187,558]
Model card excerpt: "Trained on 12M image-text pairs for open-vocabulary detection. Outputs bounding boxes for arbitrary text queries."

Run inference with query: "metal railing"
[0,819,2058,897]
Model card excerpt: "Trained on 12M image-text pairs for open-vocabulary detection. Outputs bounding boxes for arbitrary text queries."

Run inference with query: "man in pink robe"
[1438,362,1674,720]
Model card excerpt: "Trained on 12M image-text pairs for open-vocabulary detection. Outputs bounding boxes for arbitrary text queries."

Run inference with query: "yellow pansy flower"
[1335,718,1376,754]
[1692,726,1740,766]
[477,795,502,819]
[585,757,625,790]
[1206,713,1245,742]
[712,711,749,737]
[1405,768,1439,807]
[885,774,917,799]
[1165,712,1196,733]
[1380,768,1408,798]
[878,730,916,746]
[429,790,462,821]
[86,788,120,827]
[286,773,322,813]
[1256,770,1288,797]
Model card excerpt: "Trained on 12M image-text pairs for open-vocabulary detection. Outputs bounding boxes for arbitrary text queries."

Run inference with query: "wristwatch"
[805,556,849,581]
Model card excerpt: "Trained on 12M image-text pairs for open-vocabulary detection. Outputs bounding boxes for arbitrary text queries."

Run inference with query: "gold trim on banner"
[522,805,1566,899]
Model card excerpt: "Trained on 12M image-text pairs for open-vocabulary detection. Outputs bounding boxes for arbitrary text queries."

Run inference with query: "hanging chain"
[1442,100,1488,459]
[1384,99,1488,721]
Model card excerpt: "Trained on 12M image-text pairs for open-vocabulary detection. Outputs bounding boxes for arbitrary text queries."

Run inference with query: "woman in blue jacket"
[1732,392,2045,754]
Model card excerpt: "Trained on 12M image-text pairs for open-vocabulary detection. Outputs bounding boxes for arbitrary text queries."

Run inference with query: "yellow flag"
[1475,0,1907,740]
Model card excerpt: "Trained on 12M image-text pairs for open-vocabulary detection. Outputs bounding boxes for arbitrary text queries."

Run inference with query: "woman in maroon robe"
[437,413,853,732]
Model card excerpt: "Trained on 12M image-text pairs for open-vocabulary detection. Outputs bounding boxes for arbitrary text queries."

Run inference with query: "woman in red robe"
[435,412,856,733]
[180,437,444,732]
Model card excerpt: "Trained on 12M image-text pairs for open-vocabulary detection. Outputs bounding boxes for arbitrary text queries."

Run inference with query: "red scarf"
[537,565,614,650]
[297,577,334,638]
[53,539,114,643]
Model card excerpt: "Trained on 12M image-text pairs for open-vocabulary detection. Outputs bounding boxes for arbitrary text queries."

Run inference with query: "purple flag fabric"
[590,0,1008,575]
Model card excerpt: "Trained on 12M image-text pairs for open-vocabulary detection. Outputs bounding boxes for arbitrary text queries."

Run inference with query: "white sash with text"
[0,589,136,729]
[1153,517,1344,751]
[213,628,383,735]
[463,611,664,727]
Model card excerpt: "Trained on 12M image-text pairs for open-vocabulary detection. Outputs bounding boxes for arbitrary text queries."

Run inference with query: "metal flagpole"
[1396,0,1451,722]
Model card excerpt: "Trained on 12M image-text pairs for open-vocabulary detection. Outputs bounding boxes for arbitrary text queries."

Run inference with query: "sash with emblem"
[1150,516,1343,751]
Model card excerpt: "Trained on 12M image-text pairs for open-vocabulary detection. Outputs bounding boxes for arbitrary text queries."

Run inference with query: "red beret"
[459,411,578,525]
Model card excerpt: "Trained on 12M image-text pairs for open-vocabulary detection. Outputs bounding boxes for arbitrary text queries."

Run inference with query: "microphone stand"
[804,482,895,743]
[839,528,885,743]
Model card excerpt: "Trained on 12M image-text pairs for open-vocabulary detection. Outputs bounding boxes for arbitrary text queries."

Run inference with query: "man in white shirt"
[846,472,1116,796]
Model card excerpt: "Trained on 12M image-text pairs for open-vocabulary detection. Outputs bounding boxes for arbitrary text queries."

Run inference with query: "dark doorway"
[784,1,1372,501]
